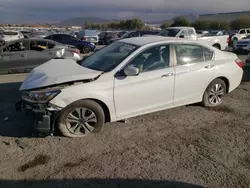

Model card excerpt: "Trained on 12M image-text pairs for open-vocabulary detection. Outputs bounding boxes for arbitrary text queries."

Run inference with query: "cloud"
[0,0,249,23]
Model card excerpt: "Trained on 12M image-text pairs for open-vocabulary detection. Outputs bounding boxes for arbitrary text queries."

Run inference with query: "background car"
[0,38,81,74]
[109,30,159,44]
[77,30,99,45]
[2,30,24,42]
[29,31,49,38]
[234,34,250,53]
[45,34,95,53]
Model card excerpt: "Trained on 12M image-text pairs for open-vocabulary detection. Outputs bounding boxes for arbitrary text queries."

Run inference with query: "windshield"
[246,35,250,39]
[158,29,180,37]
[80,42,139,72]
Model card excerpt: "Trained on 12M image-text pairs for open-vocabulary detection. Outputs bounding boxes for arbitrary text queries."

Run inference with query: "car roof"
[119,36,189,46]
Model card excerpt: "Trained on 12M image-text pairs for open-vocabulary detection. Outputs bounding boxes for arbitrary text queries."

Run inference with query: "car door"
[0,41,28,73]
[173,43,215,105]
[114,44,175,119]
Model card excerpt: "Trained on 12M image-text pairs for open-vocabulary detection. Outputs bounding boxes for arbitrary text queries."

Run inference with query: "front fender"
[49,81,117,121]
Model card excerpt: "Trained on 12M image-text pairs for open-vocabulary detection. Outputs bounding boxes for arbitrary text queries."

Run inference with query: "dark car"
[45,34,95,53]
[0,38,80,74]
[98,31,119,45]
[109,30,159,44]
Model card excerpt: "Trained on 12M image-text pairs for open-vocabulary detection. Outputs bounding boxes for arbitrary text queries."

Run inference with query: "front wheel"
[202,79,226,107]
[58,100,105,138]
[82,46,91,54]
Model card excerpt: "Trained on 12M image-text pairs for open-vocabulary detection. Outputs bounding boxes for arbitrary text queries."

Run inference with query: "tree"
[171,16,190,27]
[84,20,90,29]
[231,17,250,30]
[160,21,170,29]
[191,20,211,30]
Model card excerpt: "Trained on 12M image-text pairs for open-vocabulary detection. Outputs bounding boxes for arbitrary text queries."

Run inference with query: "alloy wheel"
[66,107,97,136]
[208,84,225,105]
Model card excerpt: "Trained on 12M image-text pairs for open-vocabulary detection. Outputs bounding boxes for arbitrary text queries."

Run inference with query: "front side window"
[80,42,139,72]
[179,30,188,37]
[174,44,204,65]
[188,29,195,36]
[239,30,246,34]
[127,45,170,72]
[247,30,250,34]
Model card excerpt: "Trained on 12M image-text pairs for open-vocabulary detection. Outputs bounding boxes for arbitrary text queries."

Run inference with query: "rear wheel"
[82,46,91,54]
[202,79,226,107]
[59,100,105,138]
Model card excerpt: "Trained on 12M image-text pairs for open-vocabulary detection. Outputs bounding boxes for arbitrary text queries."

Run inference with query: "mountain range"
[55,14,198,26]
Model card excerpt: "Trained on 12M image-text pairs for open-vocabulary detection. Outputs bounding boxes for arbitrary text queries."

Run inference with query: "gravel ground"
[0,55,249,188]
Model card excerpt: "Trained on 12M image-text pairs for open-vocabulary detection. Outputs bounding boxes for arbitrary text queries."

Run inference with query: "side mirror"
[124,66,139,76]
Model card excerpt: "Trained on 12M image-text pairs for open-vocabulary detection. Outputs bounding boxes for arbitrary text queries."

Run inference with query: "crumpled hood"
[20,59,102,91]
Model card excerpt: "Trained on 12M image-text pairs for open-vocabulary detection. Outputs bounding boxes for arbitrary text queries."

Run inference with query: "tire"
[202,79,226,108]
[82,46,91,54]
[232,38,238,50]
[58,100,105,138]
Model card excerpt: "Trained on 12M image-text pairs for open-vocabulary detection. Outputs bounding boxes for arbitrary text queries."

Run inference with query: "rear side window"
[3,41,26,52]
[203,47,213,61]
[174,44,204,65]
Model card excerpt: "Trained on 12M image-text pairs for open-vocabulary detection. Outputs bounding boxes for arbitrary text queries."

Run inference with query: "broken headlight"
[22,88,61,103]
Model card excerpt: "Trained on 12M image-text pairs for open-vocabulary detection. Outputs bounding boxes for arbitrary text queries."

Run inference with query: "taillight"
[81,36,86,40]
[226,36,229,44]
[235,59,243,68]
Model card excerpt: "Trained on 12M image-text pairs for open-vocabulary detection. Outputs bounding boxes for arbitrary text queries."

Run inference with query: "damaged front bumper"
[15,100,62,136]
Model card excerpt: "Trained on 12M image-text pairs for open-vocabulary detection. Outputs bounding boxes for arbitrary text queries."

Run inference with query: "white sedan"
[18,36,243,138]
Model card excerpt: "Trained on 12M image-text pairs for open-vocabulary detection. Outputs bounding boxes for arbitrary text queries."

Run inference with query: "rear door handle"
[20,54,26,57]
[205,65,214,69]
[162,73,174,78]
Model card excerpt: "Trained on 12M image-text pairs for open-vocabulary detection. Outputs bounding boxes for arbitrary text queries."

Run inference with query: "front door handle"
[205,65,214,69]
[20,54,26,57]
[162,73,174,78]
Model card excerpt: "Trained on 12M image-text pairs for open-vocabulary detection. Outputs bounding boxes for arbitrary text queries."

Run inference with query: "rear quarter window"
[203,47,214,61]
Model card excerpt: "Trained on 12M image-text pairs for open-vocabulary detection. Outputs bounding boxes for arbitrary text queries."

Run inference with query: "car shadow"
[0,82,33,138]
[0,178,205,188]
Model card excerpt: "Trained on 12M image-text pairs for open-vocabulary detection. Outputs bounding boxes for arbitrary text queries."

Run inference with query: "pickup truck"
[157,27,229,50]
[230,28,250,49]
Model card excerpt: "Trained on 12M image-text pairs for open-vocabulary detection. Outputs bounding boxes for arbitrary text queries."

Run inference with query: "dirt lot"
[0,55,249,188]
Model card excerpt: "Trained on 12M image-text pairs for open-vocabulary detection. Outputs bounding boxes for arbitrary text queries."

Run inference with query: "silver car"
[77,30,99,45]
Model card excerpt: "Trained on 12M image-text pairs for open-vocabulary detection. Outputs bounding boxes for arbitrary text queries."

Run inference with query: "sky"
[0,0,250,23]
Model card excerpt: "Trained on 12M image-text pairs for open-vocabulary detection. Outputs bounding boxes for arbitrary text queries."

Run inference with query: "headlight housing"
[22,88,61,103]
